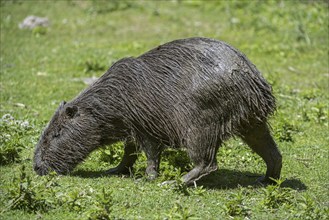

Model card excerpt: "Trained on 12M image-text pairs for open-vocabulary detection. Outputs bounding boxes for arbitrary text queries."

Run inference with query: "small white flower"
[1,114,14,123]
[20,121,30,129]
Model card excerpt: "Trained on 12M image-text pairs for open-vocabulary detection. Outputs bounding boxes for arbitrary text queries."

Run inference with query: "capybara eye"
[53,128,61,138]
[53,132,60,138]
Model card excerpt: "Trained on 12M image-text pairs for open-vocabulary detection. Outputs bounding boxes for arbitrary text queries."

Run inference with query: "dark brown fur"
[34,37,282,184]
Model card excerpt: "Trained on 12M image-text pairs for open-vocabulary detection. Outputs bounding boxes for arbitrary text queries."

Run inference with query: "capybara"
[33,37,282,185]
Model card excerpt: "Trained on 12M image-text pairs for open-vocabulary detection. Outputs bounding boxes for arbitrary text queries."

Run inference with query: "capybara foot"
[182,164,218,185]
[255,176,279,186]
[146,166,159,180]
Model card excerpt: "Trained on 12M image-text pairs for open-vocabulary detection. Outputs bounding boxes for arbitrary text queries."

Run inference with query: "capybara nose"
[34,163,41,174]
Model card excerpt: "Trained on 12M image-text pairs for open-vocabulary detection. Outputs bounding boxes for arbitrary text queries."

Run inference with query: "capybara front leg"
[140,138,163,180]
[145,155,162,180]
[105,140,138,175]
[240,122,282,184]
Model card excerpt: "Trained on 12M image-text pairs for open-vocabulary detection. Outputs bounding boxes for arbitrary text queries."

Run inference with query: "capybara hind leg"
[240,122,282,184]
[183,138,219,185]
[105,140,138,175]
[182,163,218,185]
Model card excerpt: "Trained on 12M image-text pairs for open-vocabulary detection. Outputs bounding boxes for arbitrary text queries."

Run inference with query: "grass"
[0,0,328,219]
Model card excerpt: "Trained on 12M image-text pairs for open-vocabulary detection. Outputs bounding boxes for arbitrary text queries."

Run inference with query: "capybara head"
[33,101,102,175]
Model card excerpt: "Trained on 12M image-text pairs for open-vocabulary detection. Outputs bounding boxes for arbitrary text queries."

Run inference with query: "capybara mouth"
[34,163,70,176]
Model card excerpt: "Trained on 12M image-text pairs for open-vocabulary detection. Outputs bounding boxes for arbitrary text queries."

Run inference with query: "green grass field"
[1,1,328,219]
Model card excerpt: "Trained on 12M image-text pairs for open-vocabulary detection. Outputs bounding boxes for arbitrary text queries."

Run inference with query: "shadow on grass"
[71,169,110,178]
[195,169,262,189]
[71,168,307,191]
[280,178,307,190]
[196,169,307,191]
[71,169,138,179]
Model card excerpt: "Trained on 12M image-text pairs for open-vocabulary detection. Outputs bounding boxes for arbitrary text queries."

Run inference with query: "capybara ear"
[65,105,79,118]
[59,101,67,108]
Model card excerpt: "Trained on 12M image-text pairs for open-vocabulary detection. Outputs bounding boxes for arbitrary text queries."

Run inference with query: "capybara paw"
[160,180,176,186]
[146,171,158,180]
[255,176,278,186]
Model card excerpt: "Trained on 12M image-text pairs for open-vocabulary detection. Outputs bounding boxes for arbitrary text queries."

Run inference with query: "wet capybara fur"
[34,37,282,185]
